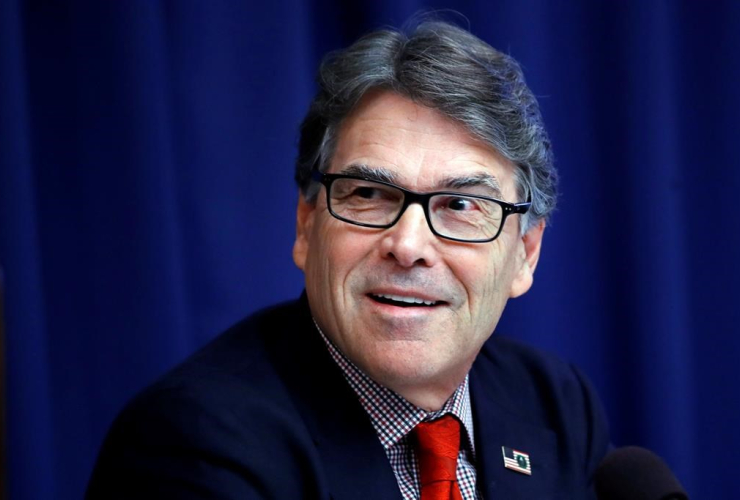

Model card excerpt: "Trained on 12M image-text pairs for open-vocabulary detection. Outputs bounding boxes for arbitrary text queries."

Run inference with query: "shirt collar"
[314,320,476,455]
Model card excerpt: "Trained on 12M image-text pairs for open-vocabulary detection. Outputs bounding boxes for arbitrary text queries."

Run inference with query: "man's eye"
[352,186,379,199]
[446,197,476,211]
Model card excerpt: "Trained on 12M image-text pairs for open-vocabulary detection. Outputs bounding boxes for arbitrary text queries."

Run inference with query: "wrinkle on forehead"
[332,91,517,199]
[338,163,505,200]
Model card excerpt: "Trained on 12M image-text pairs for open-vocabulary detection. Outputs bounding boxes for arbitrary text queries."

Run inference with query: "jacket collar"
[469,360,558,500]
[267,295,403,500]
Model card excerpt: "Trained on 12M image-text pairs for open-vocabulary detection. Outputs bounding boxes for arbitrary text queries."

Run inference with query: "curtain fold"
[1,2,737,499]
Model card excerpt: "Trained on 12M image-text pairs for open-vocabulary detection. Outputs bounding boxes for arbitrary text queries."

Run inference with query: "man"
[88,21,610,499]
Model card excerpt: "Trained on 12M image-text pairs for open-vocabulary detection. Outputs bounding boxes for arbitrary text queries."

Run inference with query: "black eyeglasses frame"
[312,171,531,243]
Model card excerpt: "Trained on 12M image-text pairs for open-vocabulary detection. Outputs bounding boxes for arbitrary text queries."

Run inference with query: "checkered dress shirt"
[315,323,481,500]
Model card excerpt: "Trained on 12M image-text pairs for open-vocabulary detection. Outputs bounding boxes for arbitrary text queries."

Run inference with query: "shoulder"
[130,299,303,419]
[87,298,324,498]
[473,335,605,427]
[471,335,611,496]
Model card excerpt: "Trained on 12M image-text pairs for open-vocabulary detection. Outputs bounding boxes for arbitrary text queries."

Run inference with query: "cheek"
[448,240,517,321]
[306,217,368,290]
[303,216,333,288]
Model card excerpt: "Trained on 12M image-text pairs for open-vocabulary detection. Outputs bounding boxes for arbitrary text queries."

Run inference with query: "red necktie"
[412,415,464,500]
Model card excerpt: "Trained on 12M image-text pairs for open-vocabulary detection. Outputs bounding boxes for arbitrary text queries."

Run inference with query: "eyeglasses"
[313,171,531,243]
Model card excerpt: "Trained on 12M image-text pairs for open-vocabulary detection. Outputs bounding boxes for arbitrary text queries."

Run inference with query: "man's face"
[294,91,543,407]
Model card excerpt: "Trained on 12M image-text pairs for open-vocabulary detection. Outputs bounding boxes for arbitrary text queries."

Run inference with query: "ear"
[509,219,545,298]
[293,193,316,271]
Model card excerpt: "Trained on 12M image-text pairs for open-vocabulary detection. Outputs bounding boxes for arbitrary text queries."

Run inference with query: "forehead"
[331,91,517,197]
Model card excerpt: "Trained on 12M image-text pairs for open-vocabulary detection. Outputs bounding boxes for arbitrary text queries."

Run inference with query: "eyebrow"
[338,164,399,183]
[437,173,504,199]
[337,164,503,199]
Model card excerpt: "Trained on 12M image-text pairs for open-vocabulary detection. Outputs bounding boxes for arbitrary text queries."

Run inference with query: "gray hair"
[295,20,557,233]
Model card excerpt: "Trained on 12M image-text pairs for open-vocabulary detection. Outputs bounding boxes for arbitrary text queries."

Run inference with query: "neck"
[390,376,466,412]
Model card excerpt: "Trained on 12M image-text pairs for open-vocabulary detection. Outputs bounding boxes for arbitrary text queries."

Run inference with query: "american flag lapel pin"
[502,446,532,475]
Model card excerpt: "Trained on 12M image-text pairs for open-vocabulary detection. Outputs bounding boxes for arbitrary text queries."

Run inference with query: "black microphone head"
[594,446,688,500]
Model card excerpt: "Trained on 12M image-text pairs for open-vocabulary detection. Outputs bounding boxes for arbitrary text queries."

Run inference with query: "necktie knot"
[412,414,463,500]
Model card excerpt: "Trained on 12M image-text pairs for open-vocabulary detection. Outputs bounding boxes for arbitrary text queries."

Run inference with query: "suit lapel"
[269,297,565,499]
[306,386,402,500]
[470,370,558,500]
[267,297,403,500]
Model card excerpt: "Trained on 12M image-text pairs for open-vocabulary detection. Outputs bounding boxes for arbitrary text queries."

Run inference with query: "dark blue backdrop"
[2,1,738,499]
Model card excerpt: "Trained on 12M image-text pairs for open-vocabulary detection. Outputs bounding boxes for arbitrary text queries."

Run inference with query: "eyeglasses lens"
[328,178,503,242]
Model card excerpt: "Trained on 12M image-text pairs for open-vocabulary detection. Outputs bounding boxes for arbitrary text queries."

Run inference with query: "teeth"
[373,293,437,306]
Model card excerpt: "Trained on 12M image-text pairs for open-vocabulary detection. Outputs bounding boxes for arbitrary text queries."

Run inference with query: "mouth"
[368,293,445,308]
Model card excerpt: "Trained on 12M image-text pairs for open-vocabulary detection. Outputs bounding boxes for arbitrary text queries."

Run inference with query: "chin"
[360,349,451,389]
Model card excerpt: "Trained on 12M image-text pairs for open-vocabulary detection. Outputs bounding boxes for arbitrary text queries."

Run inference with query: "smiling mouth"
[368,293,444,308]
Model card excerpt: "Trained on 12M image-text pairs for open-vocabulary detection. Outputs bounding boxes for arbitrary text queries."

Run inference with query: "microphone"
[594,446,689,500]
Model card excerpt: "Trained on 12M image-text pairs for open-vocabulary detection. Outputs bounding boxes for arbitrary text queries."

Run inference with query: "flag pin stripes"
[502,446,532,475]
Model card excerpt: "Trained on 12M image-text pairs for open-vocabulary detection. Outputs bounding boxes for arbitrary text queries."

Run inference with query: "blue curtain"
[2,1,738,499]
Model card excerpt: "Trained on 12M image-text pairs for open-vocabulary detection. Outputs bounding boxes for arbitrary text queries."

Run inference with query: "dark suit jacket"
[87,296,610,499]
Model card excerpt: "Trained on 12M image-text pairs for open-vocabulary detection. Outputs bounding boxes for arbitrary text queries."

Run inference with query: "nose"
[378,203,440,268]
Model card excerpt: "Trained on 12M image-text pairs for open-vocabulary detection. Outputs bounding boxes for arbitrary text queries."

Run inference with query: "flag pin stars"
[502,446,532,475]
